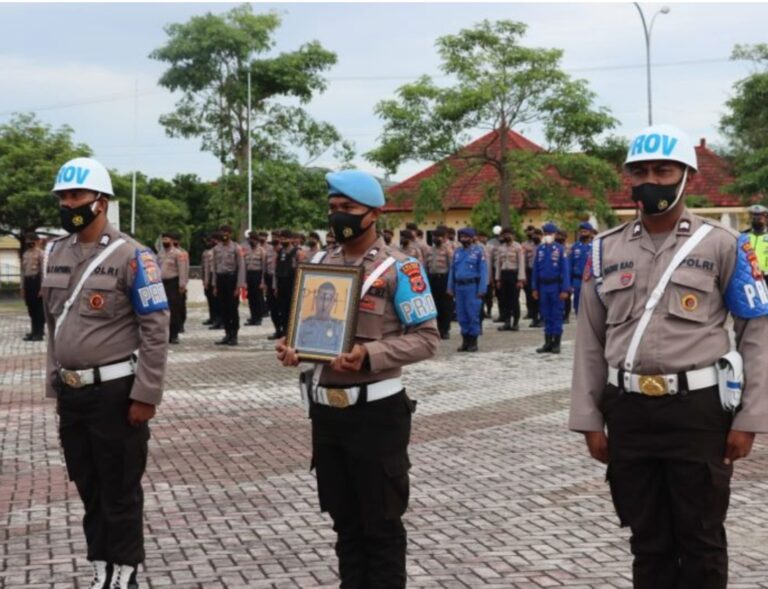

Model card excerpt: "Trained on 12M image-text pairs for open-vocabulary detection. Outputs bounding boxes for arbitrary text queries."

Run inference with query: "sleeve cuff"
[568,411,605,432]
[363,341,387,372]
[732,413,768,433]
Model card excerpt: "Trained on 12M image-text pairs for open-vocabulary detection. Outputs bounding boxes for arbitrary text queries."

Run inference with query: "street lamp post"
[633,3,670,126]
[247,69,253,235]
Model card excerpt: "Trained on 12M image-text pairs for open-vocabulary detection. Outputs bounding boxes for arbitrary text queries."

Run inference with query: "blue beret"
[542,223,559,234]
[458,227,476,238]
[579,222,595,231]
[326,170,385,207]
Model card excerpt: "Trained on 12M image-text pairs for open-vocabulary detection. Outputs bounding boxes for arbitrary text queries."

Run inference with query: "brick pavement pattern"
[2,298,768,588]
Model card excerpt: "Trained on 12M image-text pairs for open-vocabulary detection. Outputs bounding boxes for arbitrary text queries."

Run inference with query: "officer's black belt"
[216,272,237,276]
[539,278,561,285]
[455,278,479,285]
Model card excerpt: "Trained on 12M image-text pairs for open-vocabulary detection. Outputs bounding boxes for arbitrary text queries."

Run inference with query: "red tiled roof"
[385,129,543,212]
[385,131,743,212]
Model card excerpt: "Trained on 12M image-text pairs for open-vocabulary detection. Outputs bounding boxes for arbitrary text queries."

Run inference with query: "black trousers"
[180,290,187,327]
[311,391,414,589]
[216,272,240,336]
[265,273,279,328]
[246,270,265,323]
[163,277,181,340]
[428,274,451,335]
[23,275,45,336]
[58,375,149,567]
[204,285,218,323]
[524,267,539,320]
[275,276,294,336]
[603,385,732,589]
[498,269,521,323]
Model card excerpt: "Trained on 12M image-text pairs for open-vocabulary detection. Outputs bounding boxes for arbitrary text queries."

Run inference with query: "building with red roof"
[384,129,747,234]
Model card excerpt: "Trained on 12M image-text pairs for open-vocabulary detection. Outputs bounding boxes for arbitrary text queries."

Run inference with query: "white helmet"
[52,157,114,196]
[624,124,698,172]
[492,225,502,236]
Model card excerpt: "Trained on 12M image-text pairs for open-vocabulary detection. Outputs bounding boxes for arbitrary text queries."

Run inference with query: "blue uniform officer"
[448,228,488,352]
[569,222,594,314]
[532,223,571,353]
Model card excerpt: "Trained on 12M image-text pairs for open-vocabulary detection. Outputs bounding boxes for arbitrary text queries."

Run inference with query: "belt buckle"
[326,388,350,408]
[639,375,667,396]
[60,369,83,389]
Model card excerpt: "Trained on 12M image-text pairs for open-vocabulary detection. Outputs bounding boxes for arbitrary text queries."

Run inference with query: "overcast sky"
[1,2,766,183]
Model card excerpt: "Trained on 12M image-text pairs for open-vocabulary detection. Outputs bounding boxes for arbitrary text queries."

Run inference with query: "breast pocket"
[79,275,118,318]
[42,272,71,315]
[667,269,715,323]
[356,295,387,340]
[602,272,636,325]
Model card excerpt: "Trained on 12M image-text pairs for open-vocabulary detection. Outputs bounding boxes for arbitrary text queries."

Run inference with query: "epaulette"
[595,221,629,242]
[700,217,740,240]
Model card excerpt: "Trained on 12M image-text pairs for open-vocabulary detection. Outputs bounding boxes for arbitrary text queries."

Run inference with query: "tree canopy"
[0,113,91,241]
[150,4,352,232]
[720,44,768,201]
[367,20,620,230]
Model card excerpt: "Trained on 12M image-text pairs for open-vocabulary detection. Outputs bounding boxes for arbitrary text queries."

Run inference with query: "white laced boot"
[109,564,136,589]
[88,561,109,589]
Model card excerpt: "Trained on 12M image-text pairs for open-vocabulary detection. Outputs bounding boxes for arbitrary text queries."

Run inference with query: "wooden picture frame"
[286,263,363,362]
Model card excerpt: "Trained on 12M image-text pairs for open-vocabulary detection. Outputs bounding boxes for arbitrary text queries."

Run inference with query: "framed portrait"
[286,263,363,362]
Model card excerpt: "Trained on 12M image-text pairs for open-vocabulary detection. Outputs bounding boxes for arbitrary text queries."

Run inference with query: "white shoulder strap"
[54,238,127,340]
[623,224,713,372]
[42,241,55,280]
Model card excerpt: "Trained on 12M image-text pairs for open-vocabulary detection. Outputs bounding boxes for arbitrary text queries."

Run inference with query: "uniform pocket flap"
[84,274,119,290]
[602,271,636,293]
[669,269,715,293]
[42,273,70,289]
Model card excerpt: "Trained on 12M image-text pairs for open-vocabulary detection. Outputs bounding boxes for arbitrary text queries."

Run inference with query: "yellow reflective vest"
[748,231,768,274]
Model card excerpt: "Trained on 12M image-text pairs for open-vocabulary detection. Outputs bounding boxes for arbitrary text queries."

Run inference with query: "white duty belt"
[59,356,137,389]
[608,365,718,396]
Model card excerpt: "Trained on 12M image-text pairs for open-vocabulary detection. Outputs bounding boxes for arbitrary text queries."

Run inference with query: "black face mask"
[459,239,471,248]
[400,240,409,248]
[222,235,230,242]
[308,240,318,248]
[631,183,680,216]
[532,237,541,244]
[383,235,392,245]
[503,236,512,243]
[162,241,172,248]
[752,221,765,233]
[60,199,100,233]
[434,238,443,246]
[328,210,371,243]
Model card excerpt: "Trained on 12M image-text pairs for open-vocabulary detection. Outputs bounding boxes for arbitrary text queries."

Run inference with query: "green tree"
[720,44,768,201]
[367,20,619,228]
[150,4,352,231]
[0,113,91,241]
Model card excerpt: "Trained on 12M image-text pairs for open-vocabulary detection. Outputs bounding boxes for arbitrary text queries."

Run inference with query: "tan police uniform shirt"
[416,238,431,263]
[569,210,768,433]
[495,241,526,280]
[22,246,44,277]
[244,242,266,272]
[399,244,423,263]
[157,245,188,288]
[202,248,214,289]
[317,238,440,387]
[265,243,276,275]
[212,240,246,288]
[522,240,536,270]
[42,223,170,405]
[426,244,452,275]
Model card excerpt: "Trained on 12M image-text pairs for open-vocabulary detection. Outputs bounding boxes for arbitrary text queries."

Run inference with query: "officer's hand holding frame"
[286,264,363,363]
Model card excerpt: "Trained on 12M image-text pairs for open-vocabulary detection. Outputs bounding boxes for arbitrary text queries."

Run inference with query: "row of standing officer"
[21,233,46,341]
[156,232,188,345]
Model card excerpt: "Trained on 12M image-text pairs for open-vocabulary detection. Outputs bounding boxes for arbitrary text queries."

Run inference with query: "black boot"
[511,318,520,331]
[466,336,479,352]
[215,330,231,345]
[536,335,552,353]
[227,332,239,346]
[457,335,469,352]
[529,318,542,328]
[550,335,561,354]
[497,320,513,331]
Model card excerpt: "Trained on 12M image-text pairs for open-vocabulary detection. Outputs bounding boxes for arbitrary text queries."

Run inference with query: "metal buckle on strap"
[60,369,85,389]
[638,375,668,396]
[326,388,350,408]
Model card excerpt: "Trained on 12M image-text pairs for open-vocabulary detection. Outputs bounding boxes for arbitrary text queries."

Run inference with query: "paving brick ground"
[2,295,768,588]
